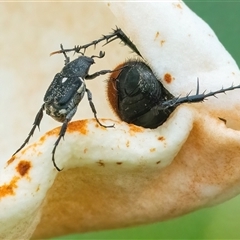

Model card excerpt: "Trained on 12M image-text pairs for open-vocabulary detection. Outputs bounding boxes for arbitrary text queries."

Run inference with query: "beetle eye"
[121,66,141,95]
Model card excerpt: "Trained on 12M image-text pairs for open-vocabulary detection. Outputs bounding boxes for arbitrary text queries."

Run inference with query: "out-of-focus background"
[52,2,240,240]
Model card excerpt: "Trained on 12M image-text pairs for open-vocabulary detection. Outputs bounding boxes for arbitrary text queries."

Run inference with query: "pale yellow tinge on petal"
[1,2,240,240]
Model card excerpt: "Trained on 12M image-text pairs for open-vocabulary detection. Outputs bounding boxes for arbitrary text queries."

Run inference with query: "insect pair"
[13,27,240,171]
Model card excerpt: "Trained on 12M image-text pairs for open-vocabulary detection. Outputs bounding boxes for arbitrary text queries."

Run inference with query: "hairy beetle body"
[43,56,93,122]
[108,60,174,128]
[13,47,115,171]
[108,59,240,128]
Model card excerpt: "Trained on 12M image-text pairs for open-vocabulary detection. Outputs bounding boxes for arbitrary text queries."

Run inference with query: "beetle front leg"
[85,69,114,80]
[86,65,126,80]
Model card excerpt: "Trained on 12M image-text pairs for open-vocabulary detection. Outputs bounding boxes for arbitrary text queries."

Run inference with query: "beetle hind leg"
[51,120,68,172]
[52,107,77,171]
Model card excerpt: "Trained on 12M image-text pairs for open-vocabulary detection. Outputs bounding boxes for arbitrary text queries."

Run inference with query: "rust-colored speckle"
[158,136,165,141]
[67,120,89,135]
[36,185,40,192]
[97,160,105,167]
[164,73,173,84]
[154,31,160,41]
[116,162,123,165]
[173,3,182,9]
[37,151,42,157]
[156,161,161,164]
[44,120,90,137]
[16,160,31,177]
[219,117,227,125]
[176,3,182,9]
[0,176,19,198]
[126,140,130,147]
[83,148,88,154]
[160,40,165,46]
[129,124,144,135]
[7,156,16,165]
[150,148,156,152]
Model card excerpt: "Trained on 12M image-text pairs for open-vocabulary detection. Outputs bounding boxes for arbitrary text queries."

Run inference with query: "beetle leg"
[85,88,114,128]
[50,27,141,57]
[86,65,127,80]
[162,82,240,109]
[52,106,78,171]
[103,27,142,57]
[85,69,114,80]
[13,104,45,156]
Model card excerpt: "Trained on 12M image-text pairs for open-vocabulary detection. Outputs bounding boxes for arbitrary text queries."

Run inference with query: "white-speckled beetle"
[13,45,116,171]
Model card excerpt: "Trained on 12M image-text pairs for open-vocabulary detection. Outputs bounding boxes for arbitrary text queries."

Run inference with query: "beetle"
[13,45,116,171]
[56,27,240,128]
[107,60,240,128]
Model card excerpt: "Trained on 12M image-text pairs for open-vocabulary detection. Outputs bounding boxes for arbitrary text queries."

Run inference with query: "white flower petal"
[1,2,240,239]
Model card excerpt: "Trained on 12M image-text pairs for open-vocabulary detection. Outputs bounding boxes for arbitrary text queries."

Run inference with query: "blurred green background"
[53,2,240,240]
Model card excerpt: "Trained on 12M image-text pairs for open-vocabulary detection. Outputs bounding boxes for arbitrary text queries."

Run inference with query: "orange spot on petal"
[154,31,160,41]
[97,160,105,167]
[158,136,165,141]
[0,176,19,198]
[176,3,182,9]
[160,40,165,46]
[150,148,156,152]
[16,160,31,177]
[129,124,144,135]
[164,73,173,84]
[67,120,89,135]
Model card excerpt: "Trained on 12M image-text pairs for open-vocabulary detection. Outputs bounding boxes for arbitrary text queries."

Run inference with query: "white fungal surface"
[1,2,240,239]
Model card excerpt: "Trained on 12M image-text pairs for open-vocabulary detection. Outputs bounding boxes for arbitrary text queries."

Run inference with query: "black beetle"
[57,27,240,129]
[13,45,116,171]
[107,59,240,128]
